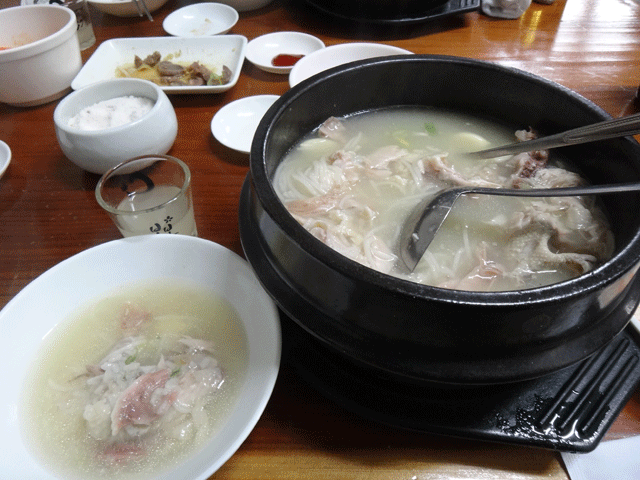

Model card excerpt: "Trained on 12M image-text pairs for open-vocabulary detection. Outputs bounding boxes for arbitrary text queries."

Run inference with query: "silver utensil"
[467,112,640,159]
[133,0,153,21]
[398,182,640,271]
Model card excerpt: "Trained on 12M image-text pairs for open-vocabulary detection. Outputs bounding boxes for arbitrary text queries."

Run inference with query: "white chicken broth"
[21,280,248,479]
[273,107,614,291]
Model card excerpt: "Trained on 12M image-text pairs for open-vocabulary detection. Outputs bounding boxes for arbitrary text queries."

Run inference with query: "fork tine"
[138,0,154,21]
[132,0,143,17]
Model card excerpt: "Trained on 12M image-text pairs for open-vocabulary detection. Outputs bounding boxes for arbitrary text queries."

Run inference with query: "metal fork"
[132,0,153,21]
[466,112,640,159]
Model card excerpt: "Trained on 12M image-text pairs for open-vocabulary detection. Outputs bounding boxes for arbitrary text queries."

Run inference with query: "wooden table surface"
[2,0,640,478]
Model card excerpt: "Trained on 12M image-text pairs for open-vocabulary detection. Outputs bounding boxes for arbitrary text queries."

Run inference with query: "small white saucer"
[246,32,325,74]
[163,3,239,37]
[289,42,413,87]
[0,140,11,179]
[211,95,279,154]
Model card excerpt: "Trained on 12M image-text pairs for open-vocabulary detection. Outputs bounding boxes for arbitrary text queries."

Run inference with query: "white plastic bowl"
[88,0,170,17]
[0,235,281,479]
[54,78,178,174]
[0,5,82,107]
[163,3,239,37]
[246,31,325,74]
[289,42,413,87]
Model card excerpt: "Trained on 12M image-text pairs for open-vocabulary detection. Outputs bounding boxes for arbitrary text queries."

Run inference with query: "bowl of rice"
[0,235,281,479]
[53,78,178,174]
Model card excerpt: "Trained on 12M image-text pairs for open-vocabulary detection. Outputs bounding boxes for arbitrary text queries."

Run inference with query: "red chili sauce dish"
[271,54,304,67]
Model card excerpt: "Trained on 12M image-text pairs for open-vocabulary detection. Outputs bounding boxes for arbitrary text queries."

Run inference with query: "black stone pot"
[299,0,454,21]
[243,55,640,385]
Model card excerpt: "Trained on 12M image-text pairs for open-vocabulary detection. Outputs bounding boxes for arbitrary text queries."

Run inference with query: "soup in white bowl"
[0,235,280,480]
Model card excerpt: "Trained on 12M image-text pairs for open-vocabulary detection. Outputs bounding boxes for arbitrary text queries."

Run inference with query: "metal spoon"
[466,112,640,159]
[398,182,640,272]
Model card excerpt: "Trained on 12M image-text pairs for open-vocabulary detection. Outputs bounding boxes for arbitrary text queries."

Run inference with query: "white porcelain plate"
[163,3,239,37]
[0,140,10,178]
[211,94,279,153]
[289,42,413,87]
[246,31,324,74]
[72,36,247,94]
[0,235,281,480]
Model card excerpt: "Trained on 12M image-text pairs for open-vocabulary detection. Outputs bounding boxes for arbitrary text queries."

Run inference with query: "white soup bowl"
[0,5,82,107]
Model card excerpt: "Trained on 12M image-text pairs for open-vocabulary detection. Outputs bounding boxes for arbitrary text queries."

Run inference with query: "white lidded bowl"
[0,235,281,479]
[54,78,178,174]
[88,0,170,17]
[0,5,82,107]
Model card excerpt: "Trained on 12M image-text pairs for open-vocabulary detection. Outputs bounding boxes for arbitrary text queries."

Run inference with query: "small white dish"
[0,235,281,480]
[72,36,247,95]
[289,42,413,87]
[163,3,239,37]
[211,95,279,154]
[246,31,324,74]
[0,140,11,178]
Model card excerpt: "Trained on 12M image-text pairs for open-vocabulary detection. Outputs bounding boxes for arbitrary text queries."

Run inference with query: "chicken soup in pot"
[273,107,614,291]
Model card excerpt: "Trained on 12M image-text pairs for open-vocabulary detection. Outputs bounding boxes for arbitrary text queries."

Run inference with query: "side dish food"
[21,281,248,479]
[116,51,232,87]
[273,108,614,291]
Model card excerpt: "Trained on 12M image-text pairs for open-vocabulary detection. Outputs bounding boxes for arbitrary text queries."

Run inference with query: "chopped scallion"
[424,122,437,135]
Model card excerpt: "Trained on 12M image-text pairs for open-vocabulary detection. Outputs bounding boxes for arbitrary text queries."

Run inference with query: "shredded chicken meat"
[57,302,226,461]
[274,114,614,291]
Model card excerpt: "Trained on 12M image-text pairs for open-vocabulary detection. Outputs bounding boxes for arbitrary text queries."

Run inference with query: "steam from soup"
[21,281,248,480]
[273,108,614,291]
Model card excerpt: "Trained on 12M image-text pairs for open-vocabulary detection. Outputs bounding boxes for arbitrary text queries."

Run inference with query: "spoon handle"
[468,112,640,159]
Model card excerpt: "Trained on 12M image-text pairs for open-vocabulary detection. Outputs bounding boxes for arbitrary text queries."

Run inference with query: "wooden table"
[2,0,640,478]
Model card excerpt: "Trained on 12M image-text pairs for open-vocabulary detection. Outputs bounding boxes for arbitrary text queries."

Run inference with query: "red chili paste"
[271,54,304,67]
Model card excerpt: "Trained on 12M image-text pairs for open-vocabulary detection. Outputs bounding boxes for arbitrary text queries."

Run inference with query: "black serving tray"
[299,0,480,26]
[239,176,640,453]
[281,313,640,453]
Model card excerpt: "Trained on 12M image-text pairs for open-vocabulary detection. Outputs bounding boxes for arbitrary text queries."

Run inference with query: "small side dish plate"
[211,95,279,153]
[289,42,413,87]
[163,3,239,37]
[246,31,324,74]
[0,140,11,178]
[71,36,247,94]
